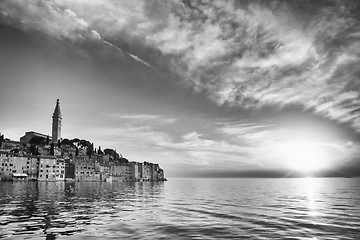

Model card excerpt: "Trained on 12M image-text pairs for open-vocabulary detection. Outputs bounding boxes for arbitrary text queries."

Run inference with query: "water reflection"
[1,179,360,239]
[303,177,320,217]
[0,181,164,239]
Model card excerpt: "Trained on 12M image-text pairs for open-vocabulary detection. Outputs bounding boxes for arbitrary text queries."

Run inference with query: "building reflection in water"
[0,181,164,239]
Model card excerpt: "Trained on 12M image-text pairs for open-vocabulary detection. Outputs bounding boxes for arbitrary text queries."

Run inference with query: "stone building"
[142,162,152,181]
[25,156,40,180]
[38,156,57,181]
[130,162,141,181]
[0,156,28,181]
[55,158,65,181]
[20,132,50,144]
[0,154,14,180]
[74,156,101,181]
[122,163,132,181]
[65,159,75,181]
[158,168,165,180]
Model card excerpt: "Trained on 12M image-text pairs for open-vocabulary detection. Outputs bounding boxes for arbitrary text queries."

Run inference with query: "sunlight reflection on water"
[0,178,360,239]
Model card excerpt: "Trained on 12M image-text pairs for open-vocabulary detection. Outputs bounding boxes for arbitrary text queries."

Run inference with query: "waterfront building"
[122,163,132,181]
[55,158,65,181]
[0,156,28,181]
[52,99,62,143]
[65,159,75,181]
[74,156,100,181]
[9,156,28,178]
[142,162,152,181]
[99,164,110,182]
[0,154,13,180]
[138,162,144,181]
[109,165,125,182]
[130,162,138,181]
[25,156,40,180]
[158,169,164,180]
[151,164,159,181]
[38,156,57,181]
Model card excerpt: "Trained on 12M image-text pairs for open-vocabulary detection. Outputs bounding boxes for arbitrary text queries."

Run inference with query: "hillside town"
[0,99,166,182]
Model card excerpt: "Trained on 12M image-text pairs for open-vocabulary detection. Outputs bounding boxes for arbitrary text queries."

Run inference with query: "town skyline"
[1,1,360,178]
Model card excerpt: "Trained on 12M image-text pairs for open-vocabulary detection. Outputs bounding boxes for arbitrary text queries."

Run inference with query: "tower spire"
[52,99,62,143]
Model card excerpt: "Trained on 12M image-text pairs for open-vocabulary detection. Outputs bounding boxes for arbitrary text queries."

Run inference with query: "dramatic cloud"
[2,0,359,131]
[1,0,360,176]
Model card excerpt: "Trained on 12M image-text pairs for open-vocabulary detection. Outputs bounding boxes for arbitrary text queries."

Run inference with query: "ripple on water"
[0,179,360,239]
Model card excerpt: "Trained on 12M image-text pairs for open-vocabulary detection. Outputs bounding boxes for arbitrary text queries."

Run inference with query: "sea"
[0,178,359,239]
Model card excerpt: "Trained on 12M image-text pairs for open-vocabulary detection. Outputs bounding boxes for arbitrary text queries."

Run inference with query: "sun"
[278,141,329,173]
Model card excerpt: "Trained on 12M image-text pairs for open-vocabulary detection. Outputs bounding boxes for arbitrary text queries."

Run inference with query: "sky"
[0,0,360,178]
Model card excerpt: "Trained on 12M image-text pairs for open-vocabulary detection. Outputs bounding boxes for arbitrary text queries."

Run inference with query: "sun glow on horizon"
[278,141,330,173]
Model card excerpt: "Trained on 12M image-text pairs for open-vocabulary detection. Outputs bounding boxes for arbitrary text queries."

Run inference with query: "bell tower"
[52,99,62,143]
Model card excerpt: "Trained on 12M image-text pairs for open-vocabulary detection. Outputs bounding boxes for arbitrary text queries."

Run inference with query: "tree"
[35,146,40,156]
[97,146,103,155]
[29,145,36,156]
[50,143,54,156]
[0,134,3,148]
[60,138,74,147]
[104,148,120,159]
[118,157,128,163]
[80,139,91,148]
[86,143,94,156]
[46,135,49,145]
[75,147,79,157]
[71,138,80,148]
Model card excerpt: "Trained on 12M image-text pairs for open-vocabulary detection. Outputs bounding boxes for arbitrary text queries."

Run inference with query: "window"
[46,175,48,179]
[40,175,42,177]
[40,170,43,172]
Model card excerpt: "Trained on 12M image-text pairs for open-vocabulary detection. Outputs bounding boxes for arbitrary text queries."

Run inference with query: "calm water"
[0,178,360,239]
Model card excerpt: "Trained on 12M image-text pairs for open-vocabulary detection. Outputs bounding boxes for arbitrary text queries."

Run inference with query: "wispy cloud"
[1,0,360,176]
[2,1,360,131]
[0,0,156,69]
[108,113,176,124]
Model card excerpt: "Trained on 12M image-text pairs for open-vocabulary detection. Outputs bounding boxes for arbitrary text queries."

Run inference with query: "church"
[20,99,62,144]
